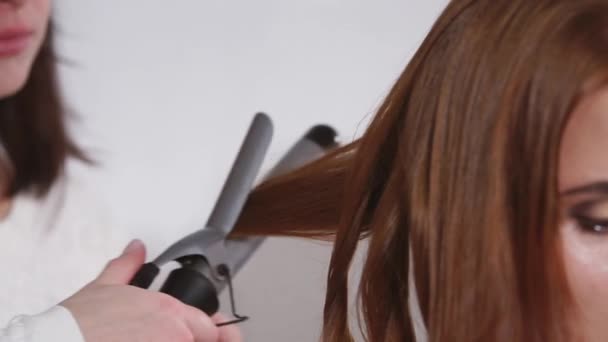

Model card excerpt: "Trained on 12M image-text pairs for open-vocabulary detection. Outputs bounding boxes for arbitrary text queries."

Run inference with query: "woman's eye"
[574,215,608,234]
[569,200,608,234]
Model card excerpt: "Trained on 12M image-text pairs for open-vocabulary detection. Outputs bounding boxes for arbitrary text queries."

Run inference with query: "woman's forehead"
[559,86,608,192]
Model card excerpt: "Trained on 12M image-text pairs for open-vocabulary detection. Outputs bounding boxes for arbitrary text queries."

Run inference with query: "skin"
[560,84,608,342]
[0,0,50,97]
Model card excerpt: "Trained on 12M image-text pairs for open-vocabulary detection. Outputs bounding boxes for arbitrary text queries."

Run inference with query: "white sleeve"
[0,306,85,342]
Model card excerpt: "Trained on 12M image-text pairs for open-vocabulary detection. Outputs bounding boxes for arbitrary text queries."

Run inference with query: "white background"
[53,1,447,340]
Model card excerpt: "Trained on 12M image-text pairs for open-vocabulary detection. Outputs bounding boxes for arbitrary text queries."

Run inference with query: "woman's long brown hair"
[234,0,608,341]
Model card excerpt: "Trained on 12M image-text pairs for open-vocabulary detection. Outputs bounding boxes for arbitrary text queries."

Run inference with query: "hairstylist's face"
[0,0,50,98]
[559,85,608,342]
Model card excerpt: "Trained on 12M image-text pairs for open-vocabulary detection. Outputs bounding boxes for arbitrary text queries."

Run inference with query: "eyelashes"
[567,199,608,234]
[571,213,608,234]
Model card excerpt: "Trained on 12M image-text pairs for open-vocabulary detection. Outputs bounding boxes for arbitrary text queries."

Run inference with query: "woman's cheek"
[562,221,608,339]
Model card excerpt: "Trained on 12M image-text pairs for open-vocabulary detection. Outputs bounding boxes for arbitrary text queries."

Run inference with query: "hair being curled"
[232,1,608,341]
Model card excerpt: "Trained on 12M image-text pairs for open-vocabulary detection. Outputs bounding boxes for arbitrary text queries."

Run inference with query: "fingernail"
[123,239,142,255]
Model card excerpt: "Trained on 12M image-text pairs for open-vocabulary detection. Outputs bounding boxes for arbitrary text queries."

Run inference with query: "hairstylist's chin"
[0,57,32,98]
[0,28,40,97]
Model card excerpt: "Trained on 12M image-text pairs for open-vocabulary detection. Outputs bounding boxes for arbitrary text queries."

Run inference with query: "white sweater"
[0,171,130,341]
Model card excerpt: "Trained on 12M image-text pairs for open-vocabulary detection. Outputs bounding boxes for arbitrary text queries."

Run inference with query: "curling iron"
[129,112,338,325]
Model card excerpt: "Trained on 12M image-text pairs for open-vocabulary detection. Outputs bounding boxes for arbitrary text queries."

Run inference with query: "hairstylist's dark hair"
[233,0,608,341]
[0,24,87,197]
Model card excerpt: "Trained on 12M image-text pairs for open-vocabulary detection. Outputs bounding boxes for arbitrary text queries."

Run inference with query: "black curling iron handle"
[130,262,220,316]
[159,267,220,315]
[130,263,160,289]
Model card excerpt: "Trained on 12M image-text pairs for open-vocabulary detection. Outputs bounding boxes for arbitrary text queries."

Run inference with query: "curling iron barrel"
[129,113,338,322]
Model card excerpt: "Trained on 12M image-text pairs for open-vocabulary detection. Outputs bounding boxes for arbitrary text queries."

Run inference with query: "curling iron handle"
[130,263,160,289]
[159,267,220,315]
[130,262,220,316]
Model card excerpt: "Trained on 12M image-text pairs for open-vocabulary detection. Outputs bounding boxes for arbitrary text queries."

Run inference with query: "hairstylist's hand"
[60,240,242,342]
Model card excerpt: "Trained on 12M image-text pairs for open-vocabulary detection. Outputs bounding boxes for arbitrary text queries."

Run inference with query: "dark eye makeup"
[569,200,608,234]
[571,213,608,233]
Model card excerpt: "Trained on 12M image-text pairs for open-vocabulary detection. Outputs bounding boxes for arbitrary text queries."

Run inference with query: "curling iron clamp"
[129,112,339,326]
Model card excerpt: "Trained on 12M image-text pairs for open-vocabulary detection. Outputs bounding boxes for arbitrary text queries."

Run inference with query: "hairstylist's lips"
[0,27,33,57]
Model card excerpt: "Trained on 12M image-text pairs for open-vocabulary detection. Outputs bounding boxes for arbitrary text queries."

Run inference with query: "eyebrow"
[561,181,608,196]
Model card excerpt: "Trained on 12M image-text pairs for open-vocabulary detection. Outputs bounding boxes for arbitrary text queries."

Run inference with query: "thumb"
[95,239,147,285]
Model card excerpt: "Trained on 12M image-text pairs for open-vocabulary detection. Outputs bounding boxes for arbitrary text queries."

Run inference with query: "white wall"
[53,1,447,340]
